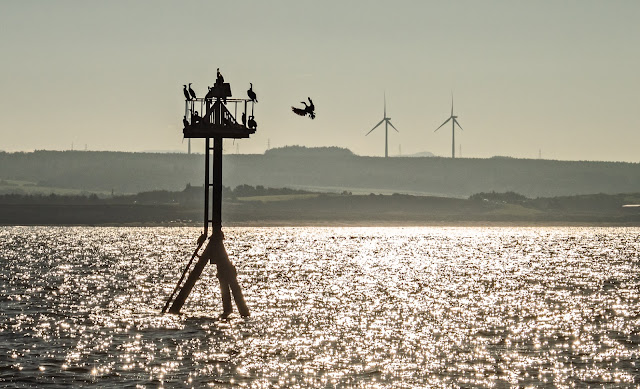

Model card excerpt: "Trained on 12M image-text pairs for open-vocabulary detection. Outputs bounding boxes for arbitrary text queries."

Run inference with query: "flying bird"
[183,85,191,101]
[291,97,315,119]
[247,83,258,103]
[188,83,196,100]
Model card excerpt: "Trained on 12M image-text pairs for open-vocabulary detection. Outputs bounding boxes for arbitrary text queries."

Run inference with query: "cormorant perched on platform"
[183,85,191,101]
[183,116,189,129]
[188,83,196,100]
[247,83,257,103]
[205,86,214,100]
[248,115,257,130]
[242,112,246,127]
[191,111,201,124]
[216,68,224,86]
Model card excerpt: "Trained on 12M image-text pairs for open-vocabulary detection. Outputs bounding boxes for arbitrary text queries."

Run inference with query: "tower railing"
[184,98,255,136]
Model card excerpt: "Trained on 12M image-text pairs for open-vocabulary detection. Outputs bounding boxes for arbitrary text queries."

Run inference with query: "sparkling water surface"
[1,227,639,387]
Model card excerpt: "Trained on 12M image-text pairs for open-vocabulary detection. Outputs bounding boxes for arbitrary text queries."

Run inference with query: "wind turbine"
[434,95,464,158]
[365,93,399,158]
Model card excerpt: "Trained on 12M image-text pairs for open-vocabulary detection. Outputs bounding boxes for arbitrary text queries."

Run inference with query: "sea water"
[1,226,638,387]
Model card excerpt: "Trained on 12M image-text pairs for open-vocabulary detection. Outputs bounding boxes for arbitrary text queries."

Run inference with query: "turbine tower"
[365,93,399,158]
[434,95,464,158]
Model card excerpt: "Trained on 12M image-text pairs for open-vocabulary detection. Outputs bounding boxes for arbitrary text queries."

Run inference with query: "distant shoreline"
[1,190,638,227]
[0,205,640,227]
[3,222,639,227]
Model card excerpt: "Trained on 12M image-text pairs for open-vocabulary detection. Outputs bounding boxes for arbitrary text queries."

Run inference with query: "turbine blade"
[384,92,387,118]
[366,119,385,136]
[434,117,451,132]
[454,118,464,131]
[388,120,399,133]
[451,93,454,117]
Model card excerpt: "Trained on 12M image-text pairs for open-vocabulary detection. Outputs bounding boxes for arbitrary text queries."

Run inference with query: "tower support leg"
[166,111,250,317]
[210,231,250,317]
[168,252,210,314]
[168,232,249,317]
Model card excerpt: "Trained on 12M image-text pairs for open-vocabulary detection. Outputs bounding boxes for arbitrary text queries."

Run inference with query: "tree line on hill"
[1,148,639,198]
[470,191,640,214]
[2,185,638,213]
[1,186,638,225]
[0,184,313,205]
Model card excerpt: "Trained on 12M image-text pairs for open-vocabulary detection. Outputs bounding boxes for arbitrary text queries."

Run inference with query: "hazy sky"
[1,1,639,161]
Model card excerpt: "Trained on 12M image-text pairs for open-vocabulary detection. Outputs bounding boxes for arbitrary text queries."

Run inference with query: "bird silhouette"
[205,86,215,100]
[188,83,196,100]
[191,111,201,124]
[242,112,247,127]
[216,68,224,85]
[248,115,257,130]
[291,98,315,119]
[183,85,191,101]
[247,83,258,103]
[183,116,189,129]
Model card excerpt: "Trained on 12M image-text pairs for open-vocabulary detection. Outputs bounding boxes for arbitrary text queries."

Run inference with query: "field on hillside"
[0,179,111,196]
[1,149,639,198]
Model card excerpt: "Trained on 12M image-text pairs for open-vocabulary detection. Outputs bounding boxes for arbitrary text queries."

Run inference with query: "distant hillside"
[0,150,201,194]
[404,151,435,158]
[0,149,639,198]
[264,146,355,157]
[222,153,640,198]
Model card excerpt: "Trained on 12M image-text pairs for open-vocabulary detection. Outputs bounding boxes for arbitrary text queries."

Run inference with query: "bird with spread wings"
[291,97,315,119]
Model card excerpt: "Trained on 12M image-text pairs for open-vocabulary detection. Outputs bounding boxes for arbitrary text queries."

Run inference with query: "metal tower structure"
[365,93,399,158]
[434,95,464,159]
[163,71,256,316]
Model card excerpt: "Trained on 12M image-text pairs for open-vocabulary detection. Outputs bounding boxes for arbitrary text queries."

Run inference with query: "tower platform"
[183,123,255,139]
[182,94,257,139]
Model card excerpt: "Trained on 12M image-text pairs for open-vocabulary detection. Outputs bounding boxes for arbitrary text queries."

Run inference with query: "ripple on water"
[0,226,639,387]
